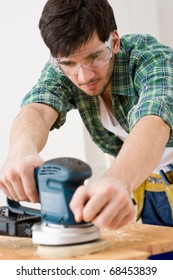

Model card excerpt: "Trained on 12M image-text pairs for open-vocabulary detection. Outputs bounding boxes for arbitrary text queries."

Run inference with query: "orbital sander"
[32,157,100,246]
[0,157,107,258]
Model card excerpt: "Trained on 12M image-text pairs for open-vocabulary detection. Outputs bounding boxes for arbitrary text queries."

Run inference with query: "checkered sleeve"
[128,37,173,142]
[21,62,76,129]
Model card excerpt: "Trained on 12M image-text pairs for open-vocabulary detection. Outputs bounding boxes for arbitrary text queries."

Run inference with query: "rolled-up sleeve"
[21,63,76,129]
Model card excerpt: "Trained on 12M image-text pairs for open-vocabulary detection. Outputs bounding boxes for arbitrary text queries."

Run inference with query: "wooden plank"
[0,223,173,260]
[101,223,173,256]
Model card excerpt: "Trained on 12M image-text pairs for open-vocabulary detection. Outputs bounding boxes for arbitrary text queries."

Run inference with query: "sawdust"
[100,224,153,246]
[0,236,34,249]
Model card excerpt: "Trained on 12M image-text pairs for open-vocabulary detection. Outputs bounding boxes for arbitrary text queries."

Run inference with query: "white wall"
[156,0,173,47]
[0,0,87,164]
[109,0,173,48]
[0,0,173,205]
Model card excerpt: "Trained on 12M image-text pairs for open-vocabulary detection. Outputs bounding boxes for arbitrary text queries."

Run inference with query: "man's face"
[58,32,119,97]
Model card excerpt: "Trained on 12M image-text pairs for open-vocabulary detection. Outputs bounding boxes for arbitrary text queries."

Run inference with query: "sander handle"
[7,167,41,216]
[7,157,92,225]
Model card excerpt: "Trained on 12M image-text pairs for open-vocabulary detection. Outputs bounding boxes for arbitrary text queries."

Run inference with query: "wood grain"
[0,223,173,260]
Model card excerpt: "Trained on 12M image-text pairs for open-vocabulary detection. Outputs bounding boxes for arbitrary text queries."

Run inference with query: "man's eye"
[61,61,75,68]
[87,51,105,64]
[89,51,102,60]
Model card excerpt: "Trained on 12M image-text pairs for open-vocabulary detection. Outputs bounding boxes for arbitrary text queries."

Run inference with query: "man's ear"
[112,30,120,54]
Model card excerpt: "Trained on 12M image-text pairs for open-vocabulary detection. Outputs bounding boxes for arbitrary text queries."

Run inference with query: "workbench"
[0,223,173,260]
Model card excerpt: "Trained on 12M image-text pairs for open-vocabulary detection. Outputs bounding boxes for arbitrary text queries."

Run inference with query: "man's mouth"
[80,80,99,89]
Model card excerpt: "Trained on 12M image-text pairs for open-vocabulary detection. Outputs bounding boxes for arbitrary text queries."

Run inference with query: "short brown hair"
[39,0,117,57]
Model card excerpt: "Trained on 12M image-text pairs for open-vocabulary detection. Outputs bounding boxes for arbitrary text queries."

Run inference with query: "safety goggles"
[50,34,113,76]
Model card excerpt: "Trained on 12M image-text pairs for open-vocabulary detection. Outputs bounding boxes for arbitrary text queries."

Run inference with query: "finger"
[0,181,13,200]
[113,203,136,229]
[3,168,31,201]
[10,176,30,201]
[20,167,39,202]
[93,195,135,228]
[108,207,136,230]
[103,202,135,229]
[0,179,19,201]
[3,170,30,201]
[70,185,89,222]
[82,192,109,222]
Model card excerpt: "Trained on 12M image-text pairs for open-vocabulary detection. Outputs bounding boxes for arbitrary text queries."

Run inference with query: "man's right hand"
[0,103,58,203]
[0,154,44,202]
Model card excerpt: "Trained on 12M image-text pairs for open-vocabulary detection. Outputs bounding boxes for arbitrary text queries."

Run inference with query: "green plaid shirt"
[22,34,173,156]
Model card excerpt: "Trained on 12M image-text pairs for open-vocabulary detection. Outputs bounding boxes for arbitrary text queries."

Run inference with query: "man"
[0,0,173,229]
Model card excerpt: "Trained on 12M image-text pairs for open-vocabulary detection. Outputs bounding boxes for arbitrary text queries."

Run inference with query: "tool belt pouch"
[133,181,146,221]
[133,173,173,221]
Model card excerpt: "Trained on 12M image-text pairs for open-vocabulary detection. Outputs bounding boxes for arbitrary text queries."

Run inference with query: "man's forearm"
[0,103,58,202]
[8,103,58,160]
[106,115,170,192]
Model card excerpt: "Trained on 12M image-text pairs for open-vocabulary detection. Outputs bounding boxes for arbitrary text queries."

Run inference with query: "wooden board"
[0,223,173,260]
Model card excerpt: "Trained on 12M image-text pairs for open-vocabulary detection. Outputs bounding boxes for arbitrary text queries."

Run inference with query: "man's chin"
[82,90,101,97]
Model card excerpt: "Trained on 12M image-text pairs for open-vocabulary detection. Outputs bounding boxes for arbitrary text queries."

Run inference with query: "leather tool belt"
[133,171,173,220]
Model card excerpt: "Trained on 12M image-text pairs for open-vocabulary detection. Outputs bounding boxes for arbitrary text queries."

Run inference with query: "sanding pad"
[36,238,108,259]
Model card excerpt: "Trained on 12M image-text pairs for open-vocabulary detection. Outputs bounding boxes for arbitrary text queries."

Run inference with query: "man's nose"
[77,65,95,83]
